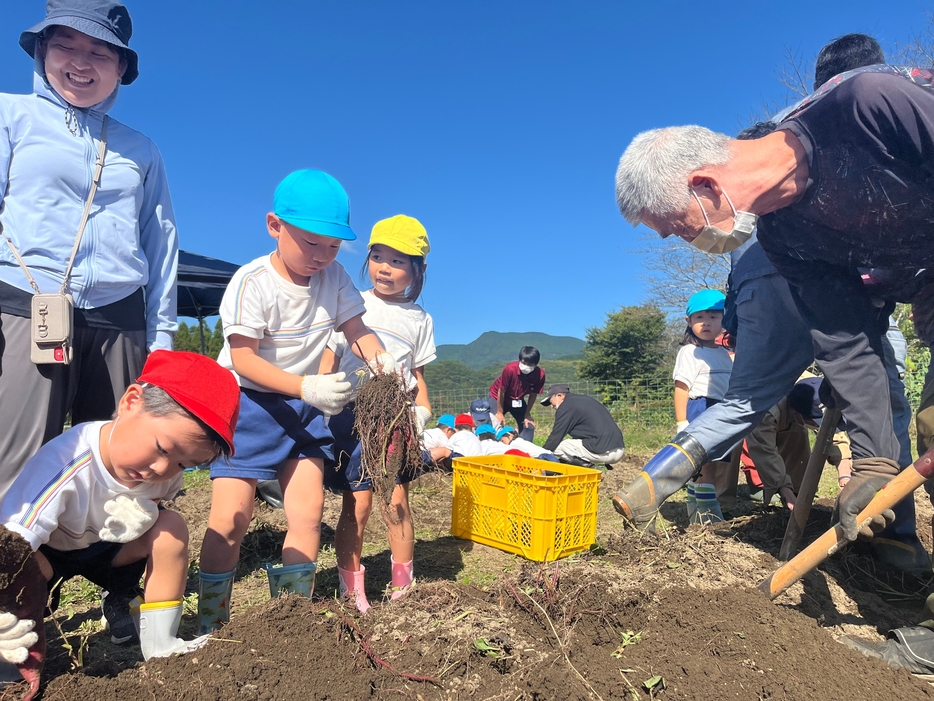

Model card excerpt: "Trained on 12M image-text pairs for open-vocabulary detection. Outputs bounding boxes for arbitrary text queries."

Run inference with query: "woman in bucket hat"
[0,1,178,501]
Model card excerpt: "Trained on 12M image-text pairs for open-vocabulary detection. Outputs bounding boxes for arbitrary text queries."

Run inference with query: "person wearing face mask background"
[612,36,932,573]
[489,346,545,441]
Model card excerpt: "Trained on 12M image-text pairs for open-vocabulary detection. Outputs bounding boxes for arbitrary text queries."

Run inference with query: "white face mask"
[518,363,535,374]
[688,187,756,254]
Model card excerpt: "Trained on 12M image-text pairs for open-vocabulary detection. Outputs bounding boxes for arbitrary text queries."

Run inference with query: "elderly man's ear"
[689,173,723,197]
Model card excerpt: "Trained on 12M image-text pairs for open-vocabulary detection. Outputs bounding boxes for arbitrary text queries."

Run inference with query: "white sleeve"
[412,311,437,369]
[220,268,267,340]
[331,264,367,329]
[0,442,82,551]
[672,346,697,388]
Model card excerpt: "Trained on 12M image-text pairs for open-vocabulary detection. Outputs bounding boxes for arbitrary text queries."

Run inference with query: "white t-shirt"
[1,422,183,552]
[447,430,484,457]
[508,436,554,459]
[479,439,510,456]
[329,290,436,392]
[673,345,733,400]
[421,427,449,450]
[217,255,366,391]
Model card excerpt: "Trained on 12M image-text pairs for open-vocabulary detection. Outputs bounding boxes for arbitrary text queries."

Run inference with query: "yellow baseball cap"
[369,215,430,258]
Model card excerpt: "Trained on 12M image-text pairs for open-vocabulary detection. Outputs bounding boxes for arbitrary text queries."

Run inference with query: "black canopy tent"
[177,250,239,353]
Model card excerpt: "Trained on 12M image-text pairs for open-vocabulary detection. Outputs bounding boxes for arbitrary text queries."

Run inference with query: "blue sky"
[1,1,930,344]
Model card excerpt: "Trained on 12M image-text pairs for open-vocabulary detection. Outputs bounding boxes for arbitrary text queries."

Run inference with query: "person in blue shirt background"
[0,0,179,498]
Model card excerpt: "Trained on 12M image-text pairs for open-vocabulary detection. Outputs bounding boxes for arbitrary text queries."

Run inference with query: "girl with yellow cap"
[320,215,434,613]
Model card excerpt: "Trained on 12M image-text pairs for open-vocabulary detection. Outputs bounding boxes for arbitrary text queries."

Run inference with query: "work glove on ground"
[413,405,432,434]
[0,613,38,665]
[98,495,159,543]
[366,352,398,376]
[836,457,899,541]
[301,372,353,415]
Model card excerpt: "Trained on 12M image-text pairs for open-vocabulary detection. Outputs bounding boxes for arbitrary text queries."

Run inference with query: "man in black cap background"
[541,384,625,466]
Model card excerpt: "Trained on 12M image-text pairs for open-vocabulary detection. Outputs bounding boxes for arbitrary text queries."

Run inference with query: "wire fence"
[430,368,931,434]
[429,378,676,431]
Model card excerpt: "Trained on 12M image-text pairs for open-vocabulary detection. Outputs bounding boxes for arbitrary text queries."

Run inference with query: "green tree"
[578,305,667,381]
[173,321,198,353]
[423,360,483,391]
[172,318,224,359]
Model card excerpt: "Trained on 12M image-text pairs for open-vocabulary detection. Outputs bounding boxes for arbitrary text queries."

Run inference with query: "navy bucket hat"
[20,0,139,85]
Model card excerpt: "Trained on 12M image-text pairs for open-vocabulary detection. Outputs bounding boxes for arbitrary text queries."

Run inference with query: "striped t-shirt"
[0,422,182,552]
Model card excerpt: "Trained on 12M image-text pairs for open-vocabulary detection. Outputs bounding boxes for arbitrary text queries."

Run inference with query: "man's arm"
[524,394,538,427]
[543,406,573,452]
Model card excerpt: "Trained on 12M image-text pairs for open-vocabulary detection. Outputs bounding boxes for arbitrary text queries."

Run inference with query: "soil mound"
[40,556,934,700]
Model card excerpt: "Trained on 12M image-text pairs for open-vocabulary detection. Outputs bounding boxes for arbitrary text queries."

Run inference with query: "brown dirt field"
[7,454,934,700]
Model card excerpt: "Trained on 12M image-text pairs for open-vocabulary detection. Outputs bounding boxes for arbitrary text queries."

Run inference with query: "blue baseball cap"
[436,414,455,429]
[475,424,496,437]
[496,426,518,440]
[470,398,493,424]
[686,289,726,317]
[273,170,356,241]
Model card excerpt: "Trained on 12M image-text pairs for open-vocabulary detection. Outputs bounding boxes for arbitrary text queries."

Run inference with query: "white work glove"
[413,405,432,434]
[301,372,353,414]
[366,352,398,376]
[99,495,159,543]
[676,420,689,434]
[0,612,38,665]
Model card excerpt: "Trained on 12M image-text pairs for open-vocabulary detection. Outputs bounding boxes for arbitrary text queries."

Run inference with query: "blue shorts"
[210,388,334,481]
[687,396,721,423]
[323,404,429,493]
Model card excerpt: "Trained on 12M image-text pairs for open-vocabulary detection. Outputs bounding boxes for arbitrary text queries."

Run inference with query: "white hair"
[615,126,733,225]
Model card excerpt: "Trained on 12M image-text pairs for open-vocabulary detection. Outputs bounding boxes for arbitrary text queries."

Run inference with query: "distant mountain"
[435,331,585,370]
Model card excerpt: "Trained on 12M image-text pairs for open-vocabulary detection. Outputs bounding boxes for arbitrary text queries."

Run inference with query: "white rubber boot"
[390,556,414,601]
[338,565,371,615]
[139,601,210,661]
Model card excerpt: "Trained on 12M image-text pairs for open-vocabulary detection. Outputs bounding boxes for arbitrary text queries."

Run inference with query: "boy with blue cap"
[196,170,396,633]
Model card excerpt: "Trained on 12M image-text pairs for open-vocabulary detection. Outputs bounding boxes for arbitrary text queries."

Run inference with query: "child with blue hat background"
[673,289,734,524]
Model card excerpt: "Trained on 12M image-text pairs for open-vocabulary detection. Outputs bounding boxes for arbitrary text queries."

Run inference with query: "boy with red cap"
[0,350,240,686]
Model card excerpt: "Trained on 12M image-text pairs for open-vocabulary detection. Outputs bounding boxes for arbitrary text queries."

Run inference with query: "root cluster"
[353,372,424,522]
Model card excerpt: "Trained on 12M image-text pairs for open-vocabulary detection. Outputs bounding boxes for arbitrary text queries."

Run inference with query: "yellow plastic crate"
[451,454,601,561]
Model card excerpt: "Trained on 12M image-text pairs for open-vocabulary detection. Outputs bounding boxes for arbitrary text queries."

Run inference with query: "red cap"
[137,350,240,456]
[454,413,474,428]
[505,449,530,458]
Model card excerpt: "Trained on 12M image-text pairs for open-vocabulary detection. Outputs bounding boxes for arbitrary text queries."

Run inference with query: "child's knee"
[208,504,254,542]
[149,510,190,554]
[345,489,373,518]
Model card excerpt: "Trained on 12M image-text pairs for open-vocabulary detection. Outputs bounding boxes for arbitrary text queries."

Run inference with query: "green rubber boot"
[266,562,317,598]
[197,568,235,634]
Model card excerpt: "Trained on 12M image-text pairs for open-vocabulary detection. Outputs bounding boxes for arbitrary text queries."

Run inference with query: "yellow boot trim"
[140,600,183,612]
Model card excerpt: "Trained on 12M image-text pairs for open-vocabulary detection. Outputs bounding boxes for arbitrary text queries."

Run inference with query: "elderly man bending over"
[613,67,934,543]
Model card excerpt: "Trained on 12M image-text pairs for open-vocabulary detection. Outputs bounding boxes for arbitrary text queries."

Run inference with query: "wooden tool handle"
[759,450,934,600]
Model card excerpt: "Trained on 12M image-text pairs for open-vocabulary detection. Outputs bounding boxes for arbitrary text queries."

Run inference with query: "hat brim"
[278,214,357,241]
[540,398,552,406]
[368,236,428,258]
[20,17,139,85]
